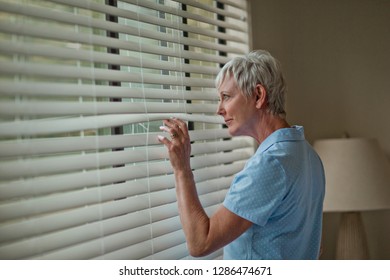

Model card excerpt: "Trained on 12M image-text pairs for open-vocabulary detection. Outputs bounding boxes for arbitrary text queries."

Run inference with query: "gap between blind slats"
[174,0,245,20]
[0,61,216,88]
[0,3,244,54]
[0,101,218,117]
[0,129,233,158]
[0,40,220,76]
[0,177,233,249]
[0,151,247,204]
[120,0,247,33]
[0,139,251,180]
[49,0,247,44]
[218,0,247,10]
[0,113,223,137]
[0,81,218,100]
[0,21,233,64]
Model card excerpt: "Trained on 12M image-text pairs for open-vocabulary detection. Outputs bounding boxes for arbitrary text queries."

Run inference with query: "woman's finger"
[166,118,189,137]
[157,135,169,145]
[159,124,179,140]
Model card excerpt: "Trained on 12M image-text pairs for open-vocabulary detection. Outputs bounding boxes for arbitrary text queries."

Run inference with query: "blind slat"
[0,113,223,137]
[217,0,247,10]
[175,0,245,20]
[0,81,218,100]
[0,101,218,117]
[0,61,216,87]
[0,129,234,158]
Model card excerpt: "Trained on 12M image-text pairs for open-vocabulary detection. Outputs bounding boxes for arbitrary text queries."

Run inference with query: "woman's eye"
[218,93,231,102]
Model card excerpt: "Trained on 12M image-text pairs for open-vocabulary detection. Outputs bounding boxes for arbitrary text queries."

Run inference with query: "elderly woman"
[158,50,325,259]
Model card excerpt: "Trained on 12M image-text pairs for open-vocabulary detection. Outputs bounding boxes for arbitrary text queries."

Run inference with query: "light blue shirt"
[223,126,325,259]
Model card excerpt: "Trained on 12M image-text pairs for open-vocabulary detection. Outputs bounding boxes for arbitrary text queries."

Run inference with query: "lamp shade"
[314,138,390,212]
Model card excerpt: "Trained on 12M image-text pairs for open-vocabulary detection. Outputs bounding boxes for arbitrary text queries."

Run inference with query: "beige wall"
[249,0,390,259]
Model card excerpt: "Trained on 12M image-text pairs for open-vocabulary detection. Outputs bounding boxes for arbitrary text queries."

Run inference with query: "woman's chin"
[227,126,238,136]
[228,126,249,138]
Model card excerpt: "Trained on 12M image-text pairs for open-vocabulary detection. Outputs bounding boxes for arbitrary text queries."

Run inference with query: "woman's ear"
[255,84,267,109]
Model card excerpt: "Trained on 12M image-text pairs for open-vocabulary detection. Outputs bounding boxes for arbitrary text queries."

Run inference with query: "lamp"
[314,138,390,259]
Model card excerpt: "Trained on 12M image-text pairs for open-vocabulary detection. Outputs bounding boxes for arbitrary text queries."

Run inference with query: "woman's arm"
[158,118,252,257]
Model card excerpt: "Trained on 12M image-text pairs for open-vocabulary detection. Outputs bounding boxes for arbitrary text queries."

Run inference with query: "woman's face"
[216,75,258,137]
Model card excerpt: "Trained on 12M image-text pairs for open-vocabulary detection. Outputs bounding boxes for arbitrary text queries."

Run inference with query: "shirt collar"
[258,125,305,153]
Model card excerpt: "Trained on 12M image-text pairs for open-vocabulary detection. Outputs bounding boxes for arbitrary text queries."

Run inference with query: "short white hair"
[216,50,287,118]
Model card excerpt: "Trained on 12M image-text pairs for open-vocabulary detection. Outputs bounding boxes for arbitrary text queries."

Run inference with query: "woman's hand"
[158,118,191,173]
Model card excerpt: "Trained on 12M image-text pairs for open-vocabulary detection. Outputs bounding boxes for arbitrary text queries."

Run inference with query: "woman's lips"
[225,119,233,126]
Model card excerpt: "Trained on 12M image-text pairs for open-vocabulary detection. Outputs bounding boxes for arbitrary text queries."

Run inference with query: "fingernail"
[159,126,165,130]
[157,135,165,141]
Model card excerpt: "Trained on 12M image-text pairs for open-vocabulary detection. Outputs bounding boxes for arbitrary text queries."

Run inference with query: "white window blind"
[0,0,251,259]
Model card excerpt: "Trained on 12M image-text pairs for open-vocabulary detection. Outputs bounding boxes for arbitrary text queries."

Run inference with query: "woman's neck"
[254,114,290,144]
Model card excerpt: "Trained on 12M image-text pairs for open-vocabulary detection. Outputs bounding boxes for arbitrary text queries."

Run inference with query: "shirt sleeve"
[223,154,287,226]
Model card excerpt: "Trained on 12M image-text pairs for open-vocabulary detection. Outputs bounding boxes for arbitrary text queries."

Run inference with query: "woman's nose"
[216,101,224,116]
